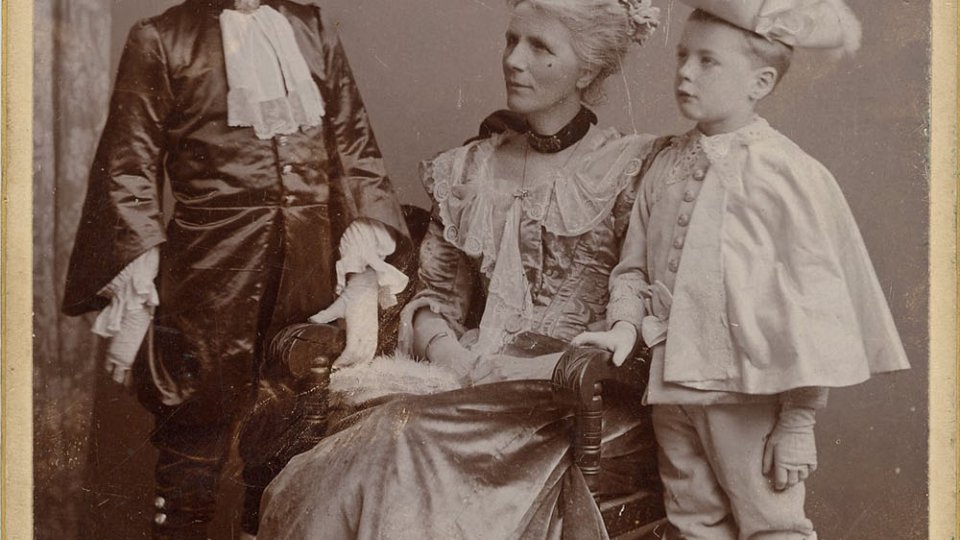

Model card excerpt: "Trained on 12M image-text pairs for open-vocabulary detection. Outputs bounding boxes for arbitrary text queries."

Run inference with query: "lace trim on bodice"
[421,129,649,278]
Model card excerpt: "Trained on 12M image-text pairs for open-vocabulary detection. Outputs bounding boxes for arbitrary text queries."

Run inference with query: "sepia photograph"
[12,0,951,538]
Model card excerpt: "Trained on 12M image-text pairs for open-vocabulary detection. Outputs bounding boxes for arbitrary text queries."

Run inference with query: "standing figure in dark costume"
[61,1,409,538]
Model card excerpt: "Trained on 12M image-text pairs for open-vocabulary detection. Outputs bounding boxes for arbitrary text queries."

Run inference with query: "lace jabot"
[421,128,651,277]
[220,5,325,140]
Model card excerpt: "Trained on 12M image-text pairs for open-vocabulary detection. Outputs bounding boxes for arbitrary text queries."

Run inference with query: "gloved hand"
[763,405,818,491]
[104,303,153,386]
[570,321,638,366]
[310,269,380,370]
[92,248,160,387]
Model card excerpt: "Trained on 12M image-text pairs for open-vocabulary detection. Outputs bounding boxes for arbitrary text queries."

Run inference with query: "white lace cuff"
[92,248,160,338]
[336,221,409,308]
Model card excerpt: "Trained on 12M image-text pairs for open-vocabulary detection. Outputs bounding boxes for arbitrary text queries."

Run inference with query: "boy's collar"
[689,116,772,159]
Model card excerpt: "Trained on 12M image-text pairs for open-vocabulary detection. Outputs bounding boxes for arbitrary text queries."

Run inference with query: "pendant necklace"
[516,131,587,201]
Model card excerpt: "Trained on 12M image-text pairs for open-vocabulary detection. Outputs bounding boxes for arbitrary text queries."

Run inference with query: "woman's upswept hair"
[507,0,646,105]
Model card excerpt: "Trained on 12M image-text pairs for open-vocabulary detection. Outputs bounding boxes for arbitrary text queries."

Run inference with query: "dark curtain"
[33,0,112,537]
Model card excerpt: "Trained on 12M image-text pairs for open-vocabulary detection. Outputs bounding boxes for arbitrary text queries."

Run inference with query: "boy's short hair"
[689,9,794,85]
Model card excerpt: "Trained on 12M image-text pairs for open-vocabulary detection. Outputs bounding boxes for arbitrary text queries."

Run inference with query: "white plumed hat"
[679,0,862,55]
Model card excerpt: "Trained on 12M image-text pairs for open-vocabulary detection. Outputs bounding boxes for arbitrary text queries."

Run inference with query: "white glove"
[310,269,380,369]
[105,304,154,385]
[763,406,818,491]
[92,249,160,386]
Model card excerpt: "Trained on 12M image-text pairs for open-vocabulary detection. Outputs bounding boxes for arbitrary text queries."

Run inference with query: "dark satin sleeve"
[316,9,410,251]
[62,20,172,316]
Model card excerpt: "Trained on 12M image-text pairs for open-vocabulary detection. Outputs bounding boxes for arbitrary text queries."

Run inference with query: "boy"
[575,1,910,538]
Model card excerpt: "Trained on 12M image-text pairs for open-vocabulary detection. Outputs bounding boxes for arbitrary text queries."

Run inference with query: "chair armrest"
[266,323,345,382]
[552,347,650,496]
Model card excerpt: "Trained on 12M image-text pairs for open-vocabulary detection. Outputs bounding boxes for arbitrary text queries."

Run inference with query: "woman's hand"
[570,321,638,366]
[425,333,478,384]
[470,353,563,385]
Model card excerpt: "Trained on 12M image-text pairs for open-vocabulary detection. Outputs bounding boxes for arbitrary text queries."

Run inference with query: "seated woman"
[257,0,663,538]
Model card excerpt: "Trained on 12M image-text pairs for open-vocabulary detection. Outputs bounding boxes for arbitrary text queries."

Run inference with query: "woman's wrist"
[424,331,451,361]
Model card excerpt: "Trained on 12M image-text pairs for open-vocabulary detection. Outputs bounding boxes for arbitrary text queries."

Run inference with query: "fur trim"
[329,350,463,409]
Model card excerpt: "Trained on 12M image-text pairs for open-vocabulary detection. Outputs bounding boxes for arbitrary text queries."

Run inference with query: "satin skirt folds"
[258,381,657,540]
[138,202,337,424]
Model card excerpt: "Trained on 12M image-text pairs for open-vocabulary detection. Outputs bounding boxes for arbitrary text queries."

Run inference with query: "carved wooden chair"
[239,204,667,539]
[551,346,667,539]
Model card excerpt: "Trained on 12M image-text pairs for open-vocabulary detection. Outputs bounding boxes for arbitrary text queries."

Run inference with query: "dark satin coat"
[62,0,409,413]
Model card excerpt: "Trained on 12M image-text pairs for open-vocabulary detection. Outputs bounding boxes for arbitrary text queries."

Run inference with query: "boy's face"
[675,19,764,135]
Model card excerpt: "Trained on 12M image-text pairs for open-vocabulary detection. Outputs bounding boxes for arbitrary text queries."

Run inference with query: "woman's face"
[502,3,586,118]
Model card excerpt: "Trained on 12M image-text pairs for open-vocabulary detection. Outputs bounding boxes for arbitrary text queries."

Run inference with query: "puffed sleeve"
[62,20,172,316]
[316,9,410,251]
[397,159,480,353]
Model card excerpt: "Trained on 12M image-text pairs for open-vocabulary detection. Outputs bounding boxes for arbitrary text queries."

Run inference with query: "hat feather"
[822,0,862,56]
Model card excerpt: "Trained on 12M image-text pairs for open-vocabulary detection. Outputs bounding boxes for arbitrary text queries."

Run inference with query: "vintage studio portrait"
[32,0,930,538]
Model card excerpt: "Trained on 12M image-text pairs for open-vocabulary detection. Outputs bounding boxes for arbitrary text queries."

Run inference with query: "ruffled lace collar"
[695,116,773,160]
[663,117,777,189]
[422,128,648,275]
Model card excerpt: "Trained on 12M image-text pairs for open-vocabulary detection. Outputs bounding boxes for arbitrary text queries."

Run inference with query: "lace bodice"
[403,128,656,354]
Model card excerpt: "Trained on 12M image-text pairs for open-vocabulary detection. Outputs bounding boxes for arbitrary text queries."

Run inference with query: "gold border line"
[929,0,958,538]
[3,0,35,538]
